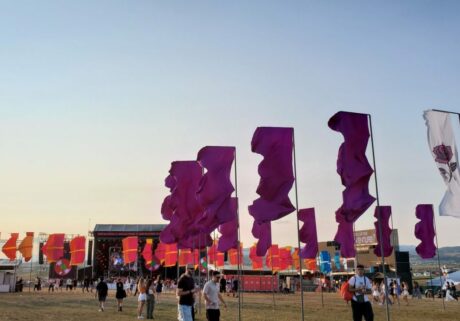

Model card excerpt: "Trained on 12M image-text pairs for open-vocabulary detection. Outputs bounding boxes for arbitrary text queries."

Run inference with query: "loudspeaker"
[87,240,93,266]
[39,242,44,265]
[395,251,412,291]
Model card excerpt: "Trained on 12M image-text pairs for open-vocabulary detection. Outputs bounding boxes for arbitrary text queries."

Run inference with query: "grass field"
[0,289,459,321]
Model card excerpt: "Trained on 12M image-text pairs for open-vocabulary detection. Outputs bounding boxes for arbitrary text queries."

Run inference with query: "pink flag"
[217,198,239,252]
[298,208,318,259]
[329,112,375,258]
[196,146,236,233]
[249,127,295,256]
[373,206,393,257]
[160,161,206,247]
[414,204,437,259]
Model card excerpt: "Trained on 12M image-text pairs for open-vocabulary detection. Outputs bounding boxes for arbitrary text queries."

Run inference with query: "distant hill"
[400,245,460,267]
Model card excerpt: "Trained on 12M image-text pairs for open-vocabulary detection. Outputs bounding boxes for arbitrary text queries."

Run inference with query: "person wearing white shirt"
[348,264,373,321]
[202,271,227,321]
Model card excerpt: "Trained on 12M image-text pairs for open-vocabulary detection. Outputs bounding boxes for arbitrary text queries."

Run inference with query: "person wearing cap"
[203,271,227,321]
[177,264,197,321]
[348,264,373,321]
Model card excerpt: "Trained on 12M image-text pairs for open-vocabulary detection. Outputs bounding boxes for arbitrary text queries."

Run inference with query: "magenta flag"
[373,206,393,257]
[249,127,295,256]
[414,204,437,259]
[329,112,376,258]
[252,221,272,256]
[160,174,176,221]
[196,146,236,233]
[160,161,206,246]
[298,208,318,259]
[217,198,239,252]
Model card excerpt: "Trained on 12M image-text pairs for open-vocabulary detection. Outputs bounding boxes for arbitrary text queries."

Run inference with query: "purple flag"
[196,146,236,233]
[249,127,295,256]
[298,208,319,259]
[217,198,239,252]
[414,204,437,259]
[329,112,376,258]
[252,221,272,257]
[160,161,206,245]
[160,174,176,221]
[373,206,393,257]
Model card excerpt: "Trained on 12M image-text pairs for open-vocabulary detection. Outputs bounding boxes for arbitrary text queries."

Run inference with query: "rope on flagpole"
[368,114,391,321]
[432,205,446,311]
[292,129,305,321]
[234,148,243,321]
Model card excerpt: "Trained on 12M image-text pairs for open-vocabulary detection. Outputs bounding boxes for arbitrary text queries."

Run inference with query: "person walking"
[146,278,156,319]
[219,275,226,294]
[155,277,163,303]
[95,277,108,312]
[412,281,422,299]
[177,264,198,321]
[203,271,227,321]
[348,264,373,321]
[401,282,409,306]
[137,277,147,319]
[115,278,126,312]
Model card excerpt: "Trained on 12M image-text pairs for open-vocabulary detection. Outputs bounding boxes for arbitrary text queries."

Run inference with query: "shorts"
[138,293,147,301]
[98,296,107,302]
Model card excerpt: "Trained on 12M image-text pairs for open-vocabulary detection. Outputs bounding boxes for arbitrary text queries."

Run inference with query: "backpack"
[340,280,354,302]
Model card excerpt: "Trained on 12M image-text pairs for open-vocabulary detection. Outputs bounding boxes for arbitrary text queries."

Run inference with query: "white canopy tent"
[427,270,460,287]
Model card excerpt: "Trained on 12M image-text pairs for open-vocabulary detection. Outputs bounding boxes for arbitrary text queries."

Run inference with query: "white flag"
[424,110,460,217]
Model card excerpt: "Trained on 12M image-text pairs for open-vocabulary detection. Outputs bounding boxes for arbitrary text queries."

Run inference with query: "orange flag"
[179,249,193,266]
[18,232,34,262]
[292,248,301,270]
[70,236,86,266]
[279,246,293,271]
[228,244,243,265]
[249,244,263,270]
[305,258,317,271]
[208,241,225,267]
[164,243,178,267]
[2,233,19,261]
[42,234,65,263]
[266,244,280,272]
[122,236,138,264]
[155,242,166,264]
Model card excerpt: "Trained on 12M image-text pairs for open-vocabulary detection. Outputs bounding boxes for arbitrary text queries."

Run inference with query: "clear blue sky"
[1,1,460,252]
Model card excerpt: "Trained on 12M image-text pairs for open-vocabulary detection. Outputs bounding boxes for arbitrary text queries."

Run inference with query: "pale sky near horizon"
[1,1,460,257]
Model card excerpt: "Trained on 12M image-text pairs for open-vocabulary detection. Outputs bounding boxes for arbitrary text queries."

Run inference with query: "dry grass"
[0,289,459,321]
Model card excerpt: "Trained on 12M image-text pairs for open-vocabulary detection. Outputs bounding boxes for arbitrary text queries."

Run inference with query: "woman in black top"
[115,278,126,312]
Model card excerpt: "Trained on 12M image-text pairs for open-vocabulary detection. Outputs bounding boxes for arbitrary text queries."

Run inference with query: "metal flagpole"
[234,148,243,321]
[176,248,180,282]
[292,129,305,321]
[320,271,324,308]
[198,237,202,315]
[270,249,276,310]
[432,205,446,310]
[368,114,391,321]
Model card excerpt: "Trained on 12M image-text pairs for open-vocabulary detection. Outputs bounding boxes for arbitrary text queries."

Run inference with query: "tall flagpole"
[430,109,455,310]
[270,248,276,310]
[432,205,446,310]
[234,148,243,321]
[292,129,305,321]
[368,114,391,321]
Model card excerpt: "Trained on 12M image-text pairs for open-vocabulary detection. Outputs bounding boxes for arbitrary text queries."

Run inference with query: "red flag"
[69,236,86,266]
[266,244,280,272]
[122,236,138,264]
[179,249,193,266]
[305,258,317,271]
[279,246,293,271]
[155,242,166,264]
[207,241,225,267]
[228,242,243,265]
[2,233,19,261]
[18,232,34,262]
[142,239,153,265]
[43,234,65,263]
[292,248,300,270]
[249,244,263,270]
[164,243,178,267]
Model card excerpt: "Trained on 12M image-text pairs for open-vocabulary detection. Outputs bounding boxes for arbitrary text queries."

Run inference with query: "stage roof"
[93,224,166,233]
